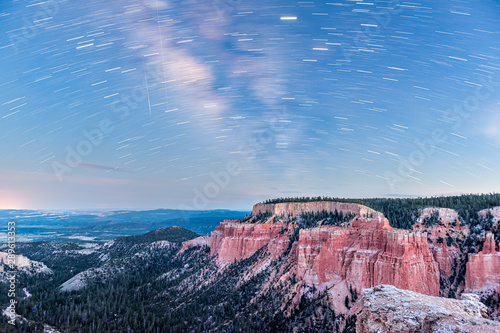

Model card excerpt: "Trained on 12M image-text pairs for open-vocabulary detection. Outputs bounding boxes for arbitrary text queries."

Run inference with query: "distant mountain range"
[0,208,249,243]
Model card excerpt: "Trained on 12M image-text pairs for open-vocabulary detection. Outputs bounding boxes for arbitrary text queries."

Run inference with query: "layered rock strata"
[466,232,500,292]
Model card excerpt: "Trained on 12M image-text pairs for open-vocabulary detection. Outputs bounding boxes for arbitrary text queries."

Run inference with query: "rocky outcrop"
[199,204,440,298]
[479,207,500,227]
[180,235,210,253]
[184,202,475,317]
[0,252,52,282]
[297,216,440,296]
[413,207,468,285]
[418,207,461,225]
[207,203,381,264]
[430,241,458,279]
[209,219,291,262]
[483,232,497,254]
[252,201,379,218]
[466,232,500,292]
[355,284,499,333]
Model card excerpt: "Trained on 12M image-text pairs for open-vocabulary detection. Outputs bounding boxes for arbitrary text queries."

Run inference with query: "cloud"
[126,3,227,118]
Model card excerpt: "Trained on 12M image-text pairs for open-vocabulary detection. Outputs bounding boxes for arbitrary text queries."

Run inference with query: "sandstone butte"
[466,231,500,292]
[189,201,441,297]
[251,201,379,218]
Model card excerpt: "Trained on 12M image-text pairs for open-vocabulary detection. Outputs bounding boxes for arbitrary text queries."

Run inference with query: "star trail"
[1,0,500,210]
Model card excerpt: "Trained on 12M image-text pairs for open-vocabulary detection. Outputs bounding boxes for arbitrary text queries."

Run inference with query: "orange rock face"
[200,204,440,298]
[207,213,440,296]
[297,216,441,296]
[430,241,458,279]
[466,232,500,292]
[209,219,291,262]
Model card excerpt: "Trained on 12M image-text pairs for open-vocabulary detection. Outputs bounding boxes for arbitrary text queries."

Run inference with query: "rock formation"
[180,235,210,252]
[466,232,500,292]
[355,284,499,333]
[0,252,52,282]
[209,219,291,262]
[430,240,458,279]
[251,201,379,218]
[182,201,500,319]
[297,215,440,296]
[413,207,469,297]
[479,207,500,227]
[198,203,440,297]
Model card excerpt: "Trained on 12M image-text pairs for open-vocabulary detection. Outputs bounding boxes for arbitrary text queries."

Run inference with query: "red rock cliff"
[209,219,291,262]
[199,203,440,297]
[209,202,377,263]
[466,232,500,292]
[297,216,440,296]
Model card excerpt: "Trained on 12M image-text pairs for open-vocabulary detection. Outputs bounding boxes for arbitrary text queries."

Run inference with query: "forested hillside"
[1,194,500,332]
[263,193,500,230]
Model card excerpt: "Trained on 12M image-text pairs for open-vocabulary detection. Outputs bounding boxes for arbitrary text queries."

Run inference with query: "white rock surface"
[0,251,52,282]
[356,285,500,333]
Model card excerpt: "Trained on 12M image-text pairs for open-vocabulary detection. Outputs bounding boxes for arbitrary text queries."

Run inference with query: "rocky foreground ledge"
[355,285,499,333]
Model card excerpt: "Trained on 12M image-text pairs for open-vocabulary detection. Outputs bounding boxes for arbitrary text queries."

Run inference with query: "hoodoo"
[198,202,441,297]
[297,215,440,296]
[466,232,500,292]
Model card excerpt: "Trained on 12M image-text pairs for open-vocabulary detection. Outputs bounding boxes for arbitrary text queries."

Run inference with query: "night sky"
[1,0,500,210]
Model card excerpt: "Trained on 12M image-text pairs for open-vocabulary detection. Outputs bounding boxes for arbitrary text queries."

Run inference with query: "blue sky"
[1,0,500,210]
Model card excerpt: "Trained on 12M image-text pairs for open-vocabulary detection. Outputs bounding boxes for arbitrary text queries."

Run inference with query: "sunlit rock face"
[466,232,500,292]
[201,202,440,297]
[209,219,291,262]
[296,216,440,296]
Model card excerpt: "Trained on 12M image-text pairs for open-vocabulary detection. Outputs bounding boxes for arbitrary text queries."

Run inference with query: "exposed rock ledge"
[355,285,499,333]
[252,201,379,218]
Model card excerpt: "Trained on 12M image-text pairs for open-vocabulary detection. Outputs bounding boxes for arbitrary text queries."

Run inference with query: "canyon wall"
[466,232,500,292]
[413,207,467,282]
[179,202,500,323]
[297,216,440,296]
[204,210,440,296]
[209,219,291,262]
